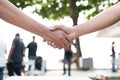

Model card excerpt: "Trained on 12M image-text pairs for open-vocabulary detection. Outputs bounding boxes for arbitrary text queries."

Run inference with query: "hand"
[44,29,72,49]
[50,25,75,41]
[50,25,72,34]
[43,25,74,48]
[50,25,75,40]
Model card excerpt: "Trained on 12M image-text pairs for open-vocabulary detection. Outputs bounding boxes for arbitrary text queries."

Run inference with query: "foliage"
[9,0,119,20]
[91,77,120,80]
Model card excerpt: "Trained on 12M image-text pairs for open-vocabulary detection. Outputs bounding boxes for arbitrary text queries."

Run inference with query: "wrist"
[71,26,79,39]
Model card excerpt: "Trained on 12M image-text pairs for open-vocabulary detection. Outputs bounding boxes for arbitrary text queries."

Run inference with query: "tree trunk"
[68,0,82,69]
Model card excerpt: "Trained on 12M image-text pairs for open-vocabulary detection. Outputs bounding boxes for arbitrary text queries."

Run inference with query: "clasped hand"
[43,25,74,49]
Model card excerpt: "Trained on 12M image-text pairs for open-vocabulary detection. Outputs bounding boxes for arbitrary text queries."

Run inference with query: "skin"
[49,2,120,47]
[0,0,72,49]
[72,2,120,39]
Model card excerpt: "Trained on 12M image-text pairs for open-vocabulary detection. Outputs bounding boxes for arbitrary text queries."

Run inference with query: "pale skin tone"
[0,0,72,49]
[48,2,120,47]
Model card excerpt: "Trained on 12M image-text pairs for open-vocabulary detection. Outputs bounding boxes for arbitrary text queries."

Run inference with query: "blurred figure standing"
[26,36,37,71]
[0,38,7,80]
[63,45,72,76]
[111,41,116,72]
[7,33,25,76]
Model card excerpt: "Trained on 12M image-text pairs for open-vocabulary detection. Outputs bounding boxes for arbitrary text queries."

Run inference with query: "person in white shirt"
[0,39,7,80]
[117,53,120,71]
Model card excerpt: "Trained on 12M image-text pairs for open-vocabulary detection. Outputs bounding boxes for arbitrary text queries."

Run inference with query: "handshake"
[43,25,77,49]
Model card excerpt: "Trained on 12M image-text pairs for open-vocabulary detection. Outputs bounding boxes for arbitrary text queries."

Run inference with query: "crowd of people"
[0,33,39,80]
[7,33,38,76]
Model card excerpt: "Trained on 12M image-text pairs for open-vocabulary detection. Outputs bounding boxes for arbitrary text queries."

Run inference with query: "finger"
[62,34,72,48]
[56,38,68,49]
[47,41,52,45]
[51,43,57,48]
[43,39,46,42]
[55,42,62,49]
[47,41,58,48]
[60,42,66,49]
[57,46,62,49]
[45,39,61,49]
[50,25,62,31]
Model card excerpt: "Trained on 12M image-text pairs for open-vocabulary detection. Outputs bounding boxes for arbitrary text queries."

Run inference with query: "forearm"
[0,0,72,48]
[0,0,48,38]
[72,2,120,39]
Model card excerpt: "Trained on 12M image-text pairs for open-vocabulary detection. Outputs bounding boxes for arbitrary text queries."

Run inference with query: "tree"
[9,0,119,69]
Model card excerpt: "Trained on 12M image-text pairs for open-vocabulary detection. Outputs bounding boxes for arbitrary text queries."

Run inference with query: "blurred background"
[0,0,120,70]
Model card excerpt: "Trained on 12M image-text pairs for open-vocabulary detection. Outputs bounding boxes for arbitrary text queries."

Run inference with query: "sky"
[0,6,120,70]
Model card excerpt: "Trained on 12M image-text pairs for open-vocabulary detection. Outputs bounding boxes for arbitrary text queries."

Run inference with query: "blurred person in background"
[0,38,7,80]
[7,33,25,76]
[26,36,37,71]
[111,41,116,72]
[63,45,72,76]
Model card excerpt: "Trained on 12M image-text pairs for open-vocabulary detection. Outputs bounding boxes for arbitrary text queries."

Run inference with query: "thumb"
[50,25,72,34]
[49,25,63,31]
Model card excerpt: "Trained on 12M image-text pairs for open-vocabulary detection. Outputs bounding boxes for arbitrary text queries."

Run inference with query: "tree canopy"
[9,0,119,20]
